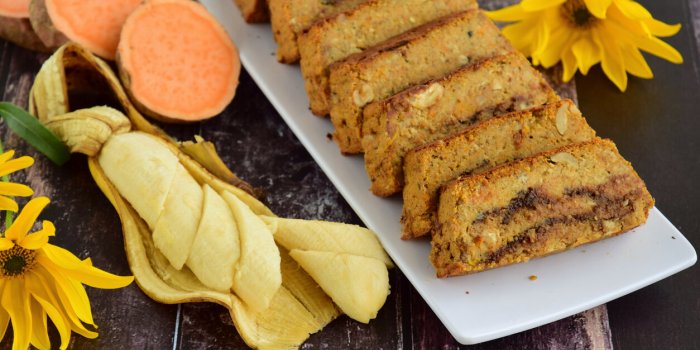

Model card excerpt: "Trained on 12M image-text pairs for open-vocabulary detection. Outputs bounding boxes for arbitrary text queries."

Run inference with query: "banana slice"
[265,217,393,267]
[289,250,390,324]
[222,191,281,313]
[98,132,179,229]
[151,164,203,270]
[279,246,339,328]
[186,185,240,292]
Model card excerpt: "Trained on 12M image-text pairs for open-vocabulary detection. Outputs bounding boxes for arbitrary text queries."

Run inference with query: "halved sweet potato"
[117,0,240,123]
[0,0,49,52]
[28,0,141,59]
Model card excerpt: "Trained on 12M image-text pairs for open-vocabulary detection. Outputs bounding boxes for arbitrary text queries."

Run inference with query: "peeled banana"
[187,185,240,293]
[29,43,393,348]
[222,191,281,313]
[264,217,394,268]
[290,250,390,324]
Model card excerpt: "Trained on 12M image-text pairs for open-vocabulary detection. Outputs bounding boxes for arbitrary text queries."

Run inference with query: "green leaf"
[0,102,70,166]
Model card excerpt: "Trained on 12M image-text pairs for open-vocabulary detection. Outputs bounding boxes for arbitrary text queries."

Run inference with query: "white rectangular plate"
[201,0,697,344]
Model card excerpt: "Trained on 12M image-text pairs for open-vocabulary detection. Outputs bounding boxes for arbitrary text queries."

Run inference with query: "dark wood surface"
[0,0,696,349]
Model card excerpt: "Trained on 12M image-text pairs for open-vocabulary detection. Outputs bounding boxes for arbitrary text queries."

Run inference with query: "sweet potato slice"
[117,0,240,122]
[0,0,30,18]
[28,0,141,59]
[0,0,49,52]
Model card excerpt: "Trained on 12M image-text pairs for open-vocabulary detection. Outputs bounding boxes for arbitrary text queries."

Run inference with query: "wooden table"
[0,0,697,348]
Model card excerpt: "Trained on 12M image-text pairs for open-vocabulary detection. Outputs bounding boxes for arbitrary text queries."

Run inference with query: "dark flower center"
[0,245,36,277]
[573,7,593,26]
[562,0,598,28]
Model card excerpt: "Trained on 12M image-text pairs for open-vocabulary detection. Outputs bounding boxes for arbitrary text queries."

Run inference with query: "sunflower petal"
[537,18,576,67]
[0,182,33,197]
[33,266,97,339]
[643,18,681,37]
[613,0,651,20]
[572,35,601,74]
[532,18,552,66]
[2,279,32,350]
[0,156,34,177]
[485,5,529,22]
[31,294,69,350]
[502,20,539,55]
[19,221,55,250]
[66,277,95,325]
[40,245,133,289]
[561,48,578,82]
[636,35,684,63]
[0,151,15,165]
[607,3,649,36]
[40,244,85,270]
[0,196,18,213]
[0,281,8,341]
[0,309,7,343]
[6,197,50,242]
[608,19,684,63]
[27,270,74,349]
[29,298,51,350]
[41,262,95,325]
[66,264,134,289]
[597,25,628,91]
[521,0,566,12]
[0,238,14,251]
[585,0,612,18]
[621,46,653,78]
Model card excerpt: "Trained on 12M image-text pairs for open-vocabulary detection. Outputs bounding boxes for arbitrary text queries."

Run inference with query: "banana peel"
[278,247,338,328]
[180,135,258,196]
[30,42,395,348]
[30,42,161,137]
[90,158,325,348]
[34,43,333,348]
[42,106,131,156]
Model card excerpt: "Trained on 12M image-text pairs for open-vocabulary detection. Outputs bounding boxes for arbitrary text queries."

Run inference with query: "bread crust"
[233,0,269,23]
[401,100,597,239]
[328,10,512,154]
[362,52,559,197]
[298,0,477,116]
[269,0,367,63]
[431,139,654,277]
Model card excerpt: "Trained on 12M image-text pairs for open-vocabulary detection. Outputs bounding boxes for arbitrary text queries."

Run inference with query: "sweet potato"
[0,0,30,18]
[0,0,49,52]
[28,0,141,59]
[117,0,240,122]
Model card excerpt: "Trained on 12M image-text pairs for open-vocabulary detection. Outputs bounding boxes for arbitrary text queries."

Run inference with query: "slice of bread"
[362,52,559,197]
[298,0,476,116]
[401,100,596,239]
[269,0,368,63]
[431,139,654,277]
[233,0,269,23]
[329,10,512,153]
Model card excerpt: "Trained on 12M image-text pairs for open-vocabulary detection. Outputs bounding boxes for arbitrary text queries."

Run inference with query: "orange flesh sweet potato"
[0,0,50,52]
[0,0,30,18]
[32,0,141,59]
[117,0,240,122]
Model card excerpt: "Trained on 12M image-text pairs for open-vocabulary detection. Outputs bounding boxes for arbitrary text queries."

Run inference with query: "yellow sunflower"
[0,197,133,350]
[0,150,34,212]
[487,0,683,91]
